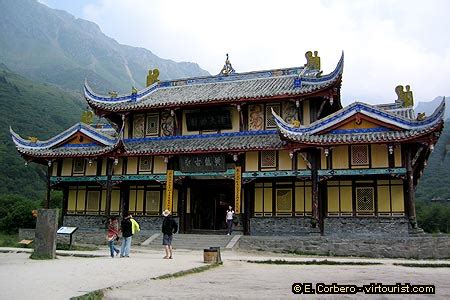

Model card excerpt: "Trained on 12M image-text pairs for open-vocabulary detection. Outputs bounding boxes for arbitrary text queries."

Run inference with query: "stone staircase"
[141,233,239,250]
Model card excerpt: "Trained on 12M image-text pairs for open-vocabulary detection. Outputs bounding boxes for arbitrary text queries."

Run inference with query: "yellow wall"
[113,159,123,175]
[76,189,86,211]
[68,188,77,211]
[111,189,121,213]
[377,185,390,212]
[394,145,402,167]
[51,162,58,176]
[321,149,327,169]
[391,181,404,212]
[153,156,167,174]
[338,119,379,130]
[278,150,292,170]
[371,144,388,168]
[186,188,191,214]
[326,181,352,215]
[101,158,107,175]
[85,161,97,176]
[302,100,310,125]
[245,152,259,172]
[127,157,138,174]
[254,186,263,212]
[263,185,272,213]
[62,158,73,176]
[332,146,349,169]
[297,153,307,170]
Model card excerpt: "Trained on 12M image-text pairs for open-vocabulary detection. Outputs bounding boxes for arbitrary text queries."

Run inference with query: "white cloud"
[79,0,450,105]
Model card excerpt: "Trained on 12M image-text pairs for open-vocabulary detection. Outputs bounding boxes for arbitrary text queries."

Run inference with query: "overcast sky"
[41,0,450,106]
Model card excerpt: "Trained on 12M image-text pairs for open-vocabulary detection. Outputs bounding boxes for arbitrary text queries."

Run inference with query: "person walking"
[107,216,120,258]
[120,212,133,258]
[162,209,178,259]
[226,206,235,235]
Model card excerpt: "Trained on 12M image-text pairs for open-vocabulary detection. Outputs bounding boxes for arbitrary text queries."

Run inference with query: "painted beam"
[318,168,406,176]
[242,170,312,178]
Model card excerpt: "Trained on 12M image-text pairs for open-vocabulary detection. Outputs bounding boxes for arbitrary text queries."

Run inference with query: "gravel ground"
[0,247,449,299]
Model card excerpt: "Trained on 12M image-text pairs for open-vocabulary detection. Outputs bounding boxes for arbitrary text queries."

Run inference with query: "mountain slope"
[0,0,209,93]
[0,64,83,199]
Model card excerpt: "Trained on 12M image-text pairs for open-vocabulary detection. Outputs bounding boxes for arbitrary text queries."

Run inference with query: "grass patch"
[153,263,222,280]
[70,290,103,300]
[56,243,98,251]
[0,233,19,247]
[247,259,381,266]
[283,249,331,257]
[393,263,450,268]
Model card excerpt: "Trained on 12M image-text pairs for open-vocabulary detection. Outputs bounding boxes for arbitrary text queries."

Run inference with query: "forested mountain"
[0,0,209,94]
[0,64,83,199]
[415,120,450,201]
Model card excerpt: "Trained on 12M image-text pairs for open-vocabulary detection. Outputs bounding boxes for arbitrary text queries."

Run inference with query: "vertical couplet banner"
[234,166,242,214]
[165,170,174,211]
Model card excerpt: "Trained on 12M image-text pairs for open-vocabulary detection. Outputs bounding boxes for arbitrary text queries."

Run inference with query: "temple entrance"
[190,180,234,231]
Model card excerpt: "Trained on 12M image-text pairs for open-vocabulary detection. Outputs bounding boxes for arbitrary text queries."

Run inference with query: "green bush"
[0,194,40,233]
[416,201,450,233]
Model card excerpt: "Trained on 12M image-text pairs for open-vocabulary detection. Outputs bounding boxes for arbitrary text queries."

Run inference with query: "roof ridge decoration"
[10,122,117,150]
[272,97,445,137]
[219,54,235,76]
[83,52,344,107]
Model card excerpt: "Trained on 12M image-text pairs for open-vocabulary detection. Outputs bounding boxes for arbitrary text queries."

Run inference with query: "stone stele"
[33,209,58,259]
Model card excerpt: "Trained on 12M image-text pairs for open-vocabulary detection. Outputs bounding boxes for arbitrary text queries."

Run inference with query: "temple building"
[10,52,445,236]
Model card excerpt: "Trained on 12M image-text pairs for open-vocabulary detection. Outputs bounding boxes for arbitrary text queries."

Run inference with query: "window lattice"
[265,104,281,128]
[261,150,276,168]
[351,145,369,165]
[356,187,374,212]
[139,156,153,172]
[145,191,160,214]
[146,114,159,136]
[276,189,292,212]
[86,191,100,211]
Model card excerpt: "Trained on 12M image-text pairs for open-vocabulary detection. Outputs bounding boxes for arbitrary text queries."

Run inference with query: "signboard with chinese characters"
[165,170,174,211]
[234,166,242,214]
[179,154,226,173]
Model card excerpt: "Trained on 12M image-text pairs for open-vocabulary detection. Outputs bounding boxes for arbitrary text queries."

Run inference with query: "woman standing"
[226,206,235,235]
[107,216,120,258]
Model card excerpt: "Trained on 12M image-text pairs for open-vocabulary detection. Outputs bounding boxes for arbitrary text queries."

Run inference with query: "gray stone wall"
[19,228,155,245]
[63,215,179,231]
[324,217,410,237]
[237,235,450,259]
[250,217,320,236]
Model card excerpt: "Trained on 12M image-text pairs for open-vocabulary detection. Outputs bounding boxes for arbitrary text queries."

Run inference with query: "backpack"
[172,219,178,234]
[131,218,140,234]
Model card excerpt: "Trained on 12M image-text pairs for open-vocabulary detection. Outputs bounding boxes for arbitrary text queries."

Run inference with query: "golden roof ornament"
[108,91,118,98]
[395,85,414,107]
[290,119,301,128]
[219,53,235,76]
[81,110,94,124]
[305,50,321,70]
[28,136,38,143]
[417,112,426,121]
[146,68,160,87]
[131,86,138,94]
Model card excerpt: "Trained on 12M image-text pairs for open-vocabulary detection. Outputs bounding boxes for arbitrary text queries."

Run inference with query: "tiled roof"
[12,130,286,158]
[124,130,285,155]
[15,144,117,158]
[10,123,116,149]
[84,53,344,112]
[274,98,445,145]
